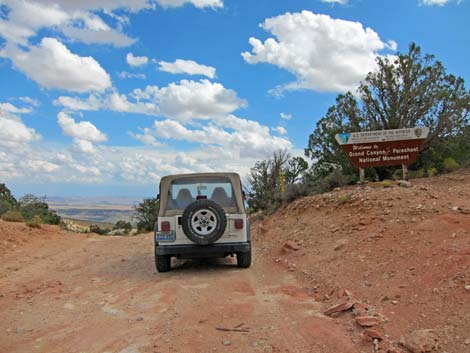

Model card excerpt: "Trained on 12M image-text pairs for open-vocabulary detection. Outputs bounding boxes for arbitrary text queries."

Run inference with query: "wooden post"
[402,164,408,181]
[359,168,365,185]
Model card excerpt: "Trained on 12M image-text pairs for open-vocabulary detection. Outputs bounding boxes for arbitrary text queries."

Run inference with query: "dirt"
[1,170,470,353]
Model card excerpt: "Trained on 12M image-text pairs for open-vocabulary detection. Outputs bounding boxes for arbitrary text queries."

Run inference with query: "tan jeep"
[154,172,251,272]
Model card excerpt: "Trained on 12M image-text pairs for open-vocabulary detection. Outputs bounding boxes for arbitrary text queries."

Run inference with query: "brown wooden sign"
[335,127,429,168]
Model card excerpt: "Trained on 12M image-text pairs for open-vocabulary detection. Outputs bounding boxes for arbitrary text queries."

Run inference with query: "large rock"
[355,316,381,327]
[400,329,438,353]
[324,301,355,316]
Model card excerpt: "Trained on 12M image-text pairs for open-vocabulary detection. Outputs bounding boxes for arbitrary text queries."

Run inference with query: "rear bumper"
[155,242,251,257]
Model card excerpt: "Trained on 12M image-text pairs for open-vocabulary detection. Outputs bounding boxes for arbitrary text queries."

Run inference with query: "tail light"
[161,221,171,232]
[234,219,244,230]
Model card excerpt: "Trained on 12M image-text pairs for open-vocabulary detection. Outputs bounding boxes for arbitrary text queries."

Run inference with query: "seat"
[175,188,194,209]
[211,187,234,207]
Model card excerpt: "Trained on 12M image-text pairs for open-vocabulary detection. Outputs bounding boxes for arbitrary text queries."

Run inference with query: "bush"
[17,194,61,224]
[427,167,438,177]
[1,210,24,222]
[26,215,42,228]
[316,169,353,194]
[443,157,460,172]
[89,224,110,235]
[381,180,394,188]
[113,220,132,232]
[0,199,11,216]
[409,169,425,179]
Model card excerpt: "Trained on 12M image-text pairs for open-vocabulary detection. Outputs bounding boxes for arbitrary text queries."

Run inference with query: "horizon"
[1,0,469,197]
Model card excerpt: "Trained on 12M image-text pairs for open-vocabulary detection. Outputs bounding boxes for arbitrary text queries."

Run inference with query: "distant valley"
[47,196,141,224]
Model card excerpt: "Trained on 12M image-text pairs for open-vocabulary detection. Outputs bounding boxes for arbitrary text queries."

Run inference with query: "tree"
[0,184,16,216]
[113,220,132,232]
[17,194,61,224]
[247,150,309,212]
[305,43,470,179]
[134,198,159,232]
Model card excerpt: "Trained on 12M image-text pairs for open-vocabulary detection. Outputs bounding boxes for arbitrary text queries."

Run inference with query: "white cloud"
[57,112,107,153]
[27,160,60,173]
[0,110,41,148]
[273,126,287,135]
[18,97,40,107]
[158,59,216,78]
[0,102,32,114]
[321,0,348,4]
[155,80,247,121]
[126,53,149,67]
[280,112,292,120]
[242,11,395,93]
[4,38,111,93]
[119,71,147,79]
[420,0,451,5]
[156,0,223,9]
[55,79,247,122]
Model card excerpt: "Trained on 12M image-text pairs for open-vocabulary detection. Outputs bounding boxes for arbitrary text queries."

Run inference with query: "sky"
[0,0,469,198]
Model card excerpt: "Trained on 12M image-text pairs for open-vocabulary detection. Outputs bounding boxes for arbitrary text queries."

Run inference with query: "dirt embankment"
[0,170,469,353]
[253,170,470,353]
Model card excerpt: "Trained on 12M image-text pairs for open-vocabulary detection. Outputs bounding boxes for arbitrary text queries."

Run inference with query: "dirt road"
[0,226,355,353]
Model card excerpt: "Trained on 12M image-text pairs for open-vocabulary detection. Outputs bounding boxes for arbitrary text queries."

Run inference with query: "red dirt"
[1,170,470,353]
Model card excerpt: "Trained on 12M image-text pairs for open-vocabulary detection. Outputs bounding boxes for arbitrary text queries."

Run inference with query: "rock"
[283,240,301,251]
[400,329,438,353]
[465,339,470,345]
[334,238,348,251]
[355,316,381,327]
[364,328,385,340]
[464,285,470,292]
[222,340,231,346]
[398,180,412,188]
[324,301,355,316]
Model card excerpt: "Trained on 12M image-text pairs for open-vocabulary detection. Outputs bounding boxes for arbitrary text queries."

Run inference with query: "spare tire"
[181,199,227,245]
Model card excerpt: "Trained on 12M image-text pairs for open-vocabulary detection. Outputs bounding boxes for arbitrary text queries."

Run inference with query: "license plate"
[156,230,176,242]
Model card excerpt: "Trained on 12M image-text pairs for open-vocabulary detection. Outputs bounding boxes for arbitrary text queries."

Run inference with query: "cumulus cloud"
[280,112,292,120]
[242,11,396,93]
[420,0,451,5]
[57,112,107,153]
[0,110,41,148]
[4,38,111,93]
[55,79,247,122]
[158,59,216,78]
[273,126,287,135]
[321,0,348,4]
[126,53,149,67]
[0,102,32,114]
[119,71,147,79]
[156,0,223,8]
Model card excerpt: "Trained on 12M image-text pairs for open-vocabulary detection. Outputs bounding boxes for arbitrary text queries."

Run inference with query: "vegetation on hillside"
[247,43,470,213]
[0,184,61,225]
[134,198,159,232]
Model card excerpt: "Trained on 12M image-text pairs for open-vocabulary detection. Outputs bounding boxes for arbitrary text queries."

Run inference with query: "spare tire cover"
[181,199,227,245]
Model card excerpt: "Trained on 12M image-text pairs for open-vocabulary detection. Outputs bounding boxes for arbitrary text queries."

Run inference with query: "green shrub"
[427,167,438,177]
[409,169,425,179]
[443,157,460,172]
[113,220,132,232]
[89,224,110,235]
[1,210,24,222]
[316,169,352,194]
[26,215,42,228]
[0,200,11,216]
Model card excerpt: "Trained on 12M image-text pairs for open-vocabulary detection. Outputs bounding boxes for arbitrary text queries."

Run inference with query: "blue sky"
[0,0,469,198]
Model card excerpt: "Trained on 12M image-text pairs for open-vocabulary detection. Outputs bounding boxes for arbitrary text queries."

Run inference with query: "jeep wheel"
[156,254,171,272]
[182,199,227,245]
[237,249,251,268]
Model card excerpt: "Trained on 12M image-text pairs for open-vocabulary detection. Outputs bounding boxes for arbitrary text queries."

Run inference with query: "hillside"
[252,169,470,353]
[0,170,469,353]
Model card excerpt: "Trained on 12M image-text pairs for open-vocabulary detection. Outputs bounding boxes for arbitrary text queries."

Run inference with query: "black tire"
[181,199,227,245]
[156,254,171,272]
[237,249,251,268]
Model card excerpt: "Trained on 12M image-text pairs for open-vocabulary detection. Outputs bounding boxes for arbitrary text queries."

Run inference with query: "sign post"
[335,127,429,179]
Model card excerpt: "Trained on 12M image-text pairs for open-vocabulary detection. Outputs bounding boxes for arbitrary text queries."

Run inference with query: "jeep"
[154,172,251,272]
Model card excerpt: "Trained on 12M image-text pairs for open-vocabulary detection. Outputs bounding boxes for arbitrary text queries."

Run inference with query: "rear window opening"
[166,176,237,211]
